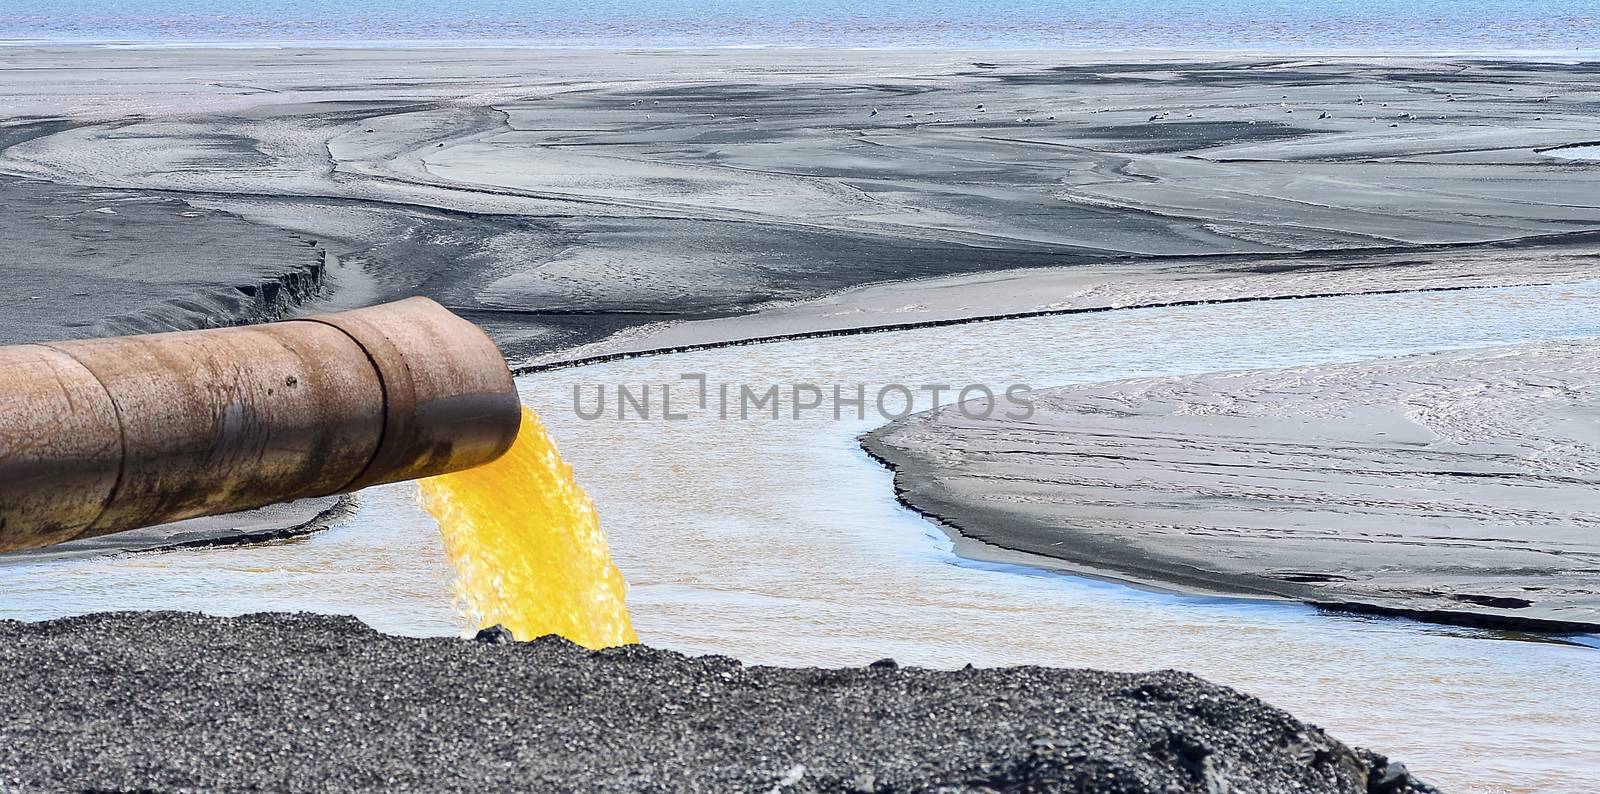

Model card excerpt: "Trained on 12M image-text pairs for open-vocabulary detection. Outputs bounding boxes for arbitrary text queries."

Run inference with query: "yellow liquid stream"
[418,406,638,649]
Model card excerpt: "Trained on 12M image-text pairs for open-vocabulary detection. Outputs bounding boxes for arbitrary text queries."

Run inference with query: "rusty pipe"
[0,297,521,553]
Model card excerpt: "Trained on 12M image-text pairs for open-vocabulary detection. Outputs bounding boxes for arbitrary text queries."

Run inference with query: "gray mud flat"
[5,51,1600,364]
[0,178,330,346]
[0,612,1432,793]
[865,340,1600,633]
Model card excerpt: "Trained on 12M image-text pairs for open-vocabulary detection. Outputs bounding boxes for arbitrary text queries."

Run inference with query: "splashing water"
[417,406,638,649]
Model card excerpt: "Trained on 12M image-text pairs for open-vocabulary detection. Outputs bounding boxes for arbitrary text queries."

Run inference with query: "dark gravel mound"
[0,612,1435,793]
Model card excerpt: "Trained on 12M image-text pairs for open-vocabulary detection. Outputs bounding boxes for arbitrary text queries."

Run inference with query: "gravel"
[0,612,1435,793]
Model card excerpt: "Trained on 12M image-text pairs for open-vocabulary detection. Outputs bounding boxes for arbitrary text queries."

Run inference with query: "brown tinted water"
[3,283,1598,792]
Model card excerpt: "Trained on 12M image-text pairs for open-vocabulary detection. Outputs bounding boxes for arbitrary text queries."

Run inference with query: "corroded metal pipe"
[0,298,521,553]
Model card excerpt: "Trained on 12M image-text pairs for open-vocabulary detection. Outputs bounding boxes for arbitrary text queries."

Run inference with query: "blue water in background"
[2,0,1596,52]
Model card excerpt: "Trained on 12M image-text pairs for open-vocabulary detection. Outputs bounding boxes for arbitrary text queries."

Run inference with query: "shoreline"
[4,42,1598,64]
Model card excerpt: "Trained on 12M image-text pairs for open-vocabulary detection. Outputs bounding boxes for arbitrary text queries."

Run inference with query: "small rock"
[1370,759,1428,794]
[869,658,898,669]
[474,625,515,644]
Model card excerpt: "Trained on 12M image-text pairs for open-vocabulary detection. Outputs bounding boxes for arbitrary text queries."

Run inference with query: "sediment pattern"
[3,50,1599,362]
[0,177,330,344]
[866,340,1600,632]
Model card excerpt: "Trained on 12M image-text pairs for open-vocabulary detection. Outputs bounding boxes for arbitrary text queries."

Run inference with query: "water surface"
[4,0,1598,52]
[1544,144,1600,161]
[3,282,1599,791]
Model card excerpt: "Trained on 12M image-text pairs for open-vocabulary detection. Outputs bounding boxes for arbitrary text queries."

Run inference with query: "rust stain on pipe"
[0,298,521,553]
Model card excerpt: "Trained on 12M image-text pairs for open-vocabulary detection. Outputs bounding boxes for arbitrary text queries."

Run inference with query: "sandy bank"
[865,340,1600,633]
[0,611,1435,793]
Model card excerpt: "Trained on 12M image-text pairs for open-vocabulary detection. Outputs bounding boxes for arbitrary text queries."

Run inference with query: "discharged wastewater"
[417,406,636,649]
[3,281,1600,792]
